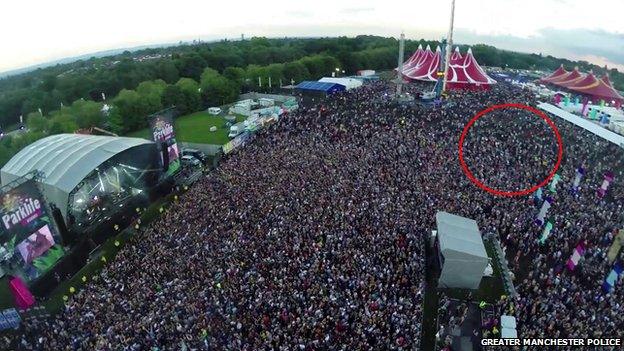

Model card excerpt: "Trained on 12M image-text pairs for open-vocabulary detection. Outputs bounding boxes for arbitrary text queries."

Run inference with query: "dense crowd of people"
[3,80,623,350]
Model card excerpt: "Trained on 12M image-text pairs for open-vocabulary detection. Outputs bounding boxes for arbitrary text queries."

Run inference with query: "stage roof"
[1,134,153,219]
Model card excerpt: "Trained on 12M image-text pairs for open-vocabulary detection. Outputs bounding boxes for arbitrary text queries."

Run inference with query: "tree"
[70,99,104,128]
[283,62,311,83]
[48,112,79,134]
[200,68,240,106]
[175,52,208,80]
[136,79,167,114]
[162,85,186,113]
[26,112,48,132]
[175,78,201,114]
[223,67,246,86]
[112,89,151,133]
[152,60,179,84]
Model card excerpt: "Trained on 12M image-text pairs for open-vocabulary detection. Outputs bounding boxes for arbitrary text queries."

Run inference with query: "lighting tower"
[441,0,456,93]
[395,32,406,98]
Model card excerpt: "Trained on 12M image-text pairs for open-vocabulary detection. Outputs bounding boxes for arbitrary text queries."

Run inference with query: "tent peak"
[418,44,423,49]
[454,46,460,52]
[435,45,441,52]
[425,44,431,51]
[467,47,473,54]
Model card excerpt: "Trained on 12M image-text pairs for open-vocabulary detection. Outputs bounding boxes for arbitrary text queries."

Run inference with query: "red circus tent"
[568,73,624,106]
[401,46,496,89]
[449,47,463,64]
[540,64,568,83]
[548,67,582,86]
[402,44,424,71]
[403,45,440,81]
[555,70,587,89]
[563,71,597,89]
[446,48,497,89]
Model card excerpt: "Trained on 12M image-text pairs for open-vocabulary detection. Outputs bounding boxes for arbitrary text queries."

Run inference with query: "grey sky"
[1,0,622,72]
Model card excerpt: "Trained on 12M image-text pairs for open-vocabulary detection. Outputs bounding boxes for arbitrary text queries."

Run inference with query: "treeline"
[0,36,400,128]
[0,36,399,165]
[2,36,622,130]
[0,35,622,137]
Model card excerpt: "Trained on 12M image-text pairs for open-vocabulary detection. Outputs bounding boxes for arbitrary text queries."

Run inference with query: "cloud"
[340,7,375,14]
[455,27,624,72]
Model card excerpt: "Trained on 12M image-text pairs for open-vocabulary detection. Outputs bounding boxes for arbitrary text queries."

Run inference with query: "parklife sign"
[2,197,42,230]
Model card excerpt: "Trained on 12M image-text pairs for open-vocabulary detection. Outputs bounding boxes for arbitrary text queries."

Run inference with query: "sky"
[1,0,623,73]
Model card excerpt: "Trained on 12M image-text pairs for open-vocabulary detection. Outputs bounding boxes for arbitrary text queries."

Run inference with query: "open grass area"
[126,111,246,145]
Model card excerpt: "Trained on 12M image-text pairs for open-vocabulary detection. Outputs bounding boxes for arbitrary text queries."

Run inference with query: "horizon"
[1,0,623,74]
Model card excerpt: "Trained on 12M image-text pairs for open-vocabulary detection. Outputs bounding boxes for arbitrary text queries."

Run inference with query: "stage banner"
[150,112,181,177]
[0,180,64,282]
[607,229,624,264]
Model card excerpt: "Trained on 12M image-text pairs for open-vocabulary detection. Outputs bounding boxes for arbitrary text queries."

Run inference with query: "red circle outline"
[458,103,563,197]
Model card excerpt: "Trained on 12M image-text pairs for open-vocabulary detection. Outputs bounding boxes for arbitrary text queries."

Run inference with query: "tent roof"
[447,48,497,85]
[569,75,624,102]
[550,68,582,87]
[547,68,580,84]
[295,81,345,92]
[540,64,568,82]
[402,47,496,86]
[566,71,597,89]
[449,46,463,64]
[436,211,488,260]
[402,44,424,71]
[318,77,362,90]
[556,71,587,88]
[1,134,153,194]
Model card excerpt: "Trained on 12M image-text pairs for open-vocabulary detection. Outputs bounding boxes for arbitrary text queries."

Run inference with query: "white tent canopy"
[1,134,153,221]
[318,77,363,90]
[436,211,488,289]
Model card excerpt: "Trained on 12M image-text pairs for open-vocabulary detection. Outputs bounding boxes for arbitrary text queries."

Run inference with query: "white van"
[228,125,241,138]
[208,107,222,115]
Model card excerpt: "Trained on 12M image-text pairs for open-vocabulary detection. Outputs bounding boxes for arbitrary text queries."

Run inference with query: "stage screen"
[16,225,54,265]
[150,113,181,177]
[0,180,64,281]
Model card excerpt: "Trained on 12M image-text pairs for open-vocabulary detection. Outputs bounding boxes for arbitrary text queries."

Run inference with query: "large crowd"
[3,80,624,350]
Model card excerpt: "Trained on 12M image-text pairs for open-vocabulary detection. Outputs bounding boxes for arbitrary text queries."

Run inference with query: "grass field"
[126,111,246,145]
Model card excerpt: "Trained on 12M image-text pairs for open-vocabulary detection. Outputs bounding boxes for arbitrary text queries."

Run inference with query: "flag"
[535,196,552,226]
[602,261,623,293]
[574,97,579,106]
[571,167,584,193]
[590,109,598,120]
[581,98,589,116]
[539,221,553,244]
[554,95,561,104]
[597,171,614,199]
[533,187,543,206]
[564,96,570,106]
[549,174,561,192]
[566,242,586,271]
